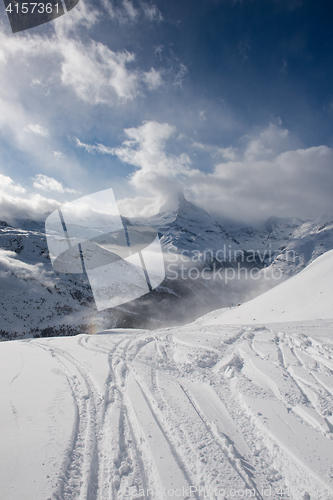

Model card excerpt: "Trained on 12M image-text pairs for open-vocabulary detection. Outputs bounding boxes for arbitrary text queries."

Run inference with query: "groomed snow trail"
[1,320,333,500]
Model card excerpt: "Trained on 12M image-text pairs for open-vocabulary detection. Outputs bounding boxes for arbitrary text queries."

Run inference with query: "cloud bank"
[0,174,60,221]
[32,174,78,194]
[76,121,333,221]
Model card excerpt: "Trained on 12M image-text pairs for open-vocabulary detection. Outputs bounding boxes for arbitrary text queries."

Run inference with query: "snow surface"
[1,231,333,499]
[205,249,333,325]
[1,321,333,498]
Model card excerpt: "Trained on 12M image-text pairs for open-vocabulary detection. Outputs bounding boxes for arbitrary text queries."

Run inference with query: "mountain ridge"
[1,195,333,339]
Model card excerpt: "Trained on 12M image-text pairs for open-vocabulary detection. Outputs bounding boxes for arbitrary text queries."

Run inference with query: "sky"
[0,0,332,223]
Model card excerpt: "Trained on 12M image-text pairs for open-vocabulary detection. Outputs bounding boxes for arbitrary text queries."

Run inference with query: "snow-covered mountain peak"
[157,191,187,215]
[131,193,240,255]
[157,192,218,225]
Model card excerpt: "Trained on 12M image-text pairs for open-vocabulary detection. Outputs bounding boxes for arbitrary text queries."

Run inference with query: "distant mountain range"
[1,195,333,339]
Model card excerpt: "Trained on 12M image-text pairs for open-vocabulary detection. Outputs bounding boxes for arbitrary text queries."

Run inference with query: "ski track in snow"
[2,321,333,500]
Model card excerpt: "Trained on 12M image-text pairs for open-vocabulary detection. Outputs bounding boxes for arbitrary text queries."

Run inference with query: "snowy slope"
[1,319,333,500]
[204,249,333,325]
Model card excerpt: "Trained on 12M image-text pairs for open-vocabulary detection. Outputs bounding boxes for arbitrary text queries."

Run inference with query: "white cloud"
[24,124,49,137]
[78,121,333,221]
[0,174,60,221]
[53,151,65,159]
[0,249,53,287]
[122,0,138,20]
[141,2,163,21]
[143,68,163,90]
[101,0,137,23]
[74,121,192,214]
[117,195,161,217]
[192,141,239,161]
[55,0,99,35]
[59,39,139,103]
[174,63,188,87]
[100,0,163,24]
[0,174,25,194]
[189,125,333,221]
[113,121,192,198]
[0,12,165,137]
[243,123,291,161]
[32,174,77,194]
[74,138,115,155]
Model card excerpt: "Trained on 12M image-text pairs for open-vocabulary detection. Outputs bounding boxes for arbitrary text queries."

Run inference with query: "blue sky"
[0,0,332,222]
